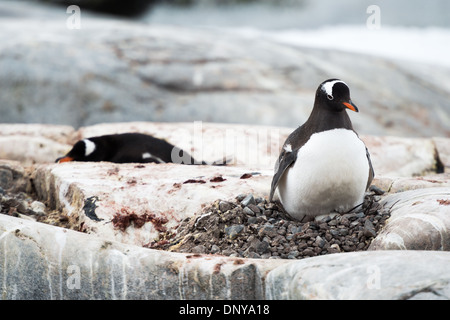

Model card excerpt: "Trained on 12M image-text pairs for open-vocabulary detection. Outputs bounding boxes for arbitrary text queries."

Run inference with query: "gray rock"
[258,224,277,238]
[191,245,207,254]
[240,194,256,206]
[247,216,257,224]
[379,174,450,193]
[243,206,256,216]
[266,250,450,300]
[1,6,450,137]
[210,244,220,254]
[32,160,273,247]
[3,210,449,300]
[0,120,449,299]
[362,136,440,177]
[0,213,286,299]
[0,161,31,194]
[219,200,233,213]
[30,201,47,216]
[0,168,13,191]
[0,124,75,165]
[363,220,377,238]
[248,238,270,255]
[247,204,261,214]
[0,121,447,180]
[313,236,326,248]
[225,224,245,239]
[369,187,450,251]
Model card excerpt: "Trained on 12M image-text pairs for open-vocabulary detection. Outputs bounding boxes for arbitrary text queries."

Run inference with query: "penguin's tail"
[200,156,234,166]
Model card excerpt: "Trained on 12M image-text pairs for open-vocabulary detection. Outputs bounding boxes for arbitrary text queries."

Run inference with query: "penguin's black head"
[316,79,358,113]
[55,139,98,163]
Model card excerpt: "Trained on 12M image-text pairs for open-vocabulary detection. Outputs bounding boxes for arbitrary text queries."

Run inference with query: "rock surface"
[362,135,442,177]
[33,161,272,246]
[1,5,450,137]
[1,121,448,172]
[2,213,450,300]
[0,213,285,299]
[369,187,450,251]
[0,124,75,166]
[0,122,449,300]
[0,160,32,194]
[0,122,449,251]
[266,250,450,300]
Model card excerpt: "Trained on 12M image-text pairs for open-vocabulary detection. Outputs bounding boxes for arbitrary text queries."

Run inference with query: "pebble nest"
[151,187,389,259]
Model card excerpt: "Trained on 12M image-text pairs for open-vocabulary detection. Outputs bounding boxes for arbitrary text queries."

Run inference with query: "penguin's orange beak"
[56,156,74,163]
[343,101,359,112]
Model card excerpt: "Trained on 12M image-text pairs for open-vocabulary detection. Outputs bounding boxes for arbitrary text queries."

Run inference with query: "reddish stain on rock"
[183,179,206,184]
[437,199,450,205]
[168,183,182,194]
[210,176,226,183]
[213,262,225,274]
[112,208,168,232]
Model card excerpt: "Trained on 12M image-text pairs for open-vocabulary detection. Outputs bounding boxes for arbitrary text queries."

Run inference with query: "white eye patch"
[83,139,96,157]
[321,80,347,99]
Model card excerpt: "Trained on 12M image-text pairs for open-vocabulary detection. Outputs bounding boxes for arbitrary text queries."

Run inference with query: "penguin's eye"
[327,94,334,100]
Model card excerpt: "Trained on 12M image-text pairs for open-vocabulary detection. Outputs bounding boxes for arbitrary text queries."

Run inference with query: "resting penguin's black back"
[89,133,198,164]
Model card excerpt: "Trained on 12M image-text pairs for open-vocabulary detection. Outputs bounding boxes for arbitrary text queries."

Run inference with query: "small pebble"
[211,244,220,254]
[247,204,261,214]
[225,224,245,239]
[240,194,255,206]
[243,206,255,216]
[219,201,233,212]
[364,219,377,238]
[31,201,47,216]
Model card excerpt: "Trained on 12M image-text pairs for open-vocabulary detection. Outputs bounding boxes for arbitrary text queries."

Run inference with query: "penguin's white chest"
[278,129,369,220]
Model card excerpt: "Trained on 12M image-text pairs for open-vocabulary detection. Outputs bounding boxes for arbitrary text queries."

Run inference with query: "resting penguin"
[269,79,374,221]
[56,132,213,165]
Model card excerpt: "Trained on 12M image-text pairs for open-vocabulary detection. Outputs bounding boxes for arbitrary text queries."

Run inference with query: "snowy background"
[0,0,449,136]
[145,0,450,68]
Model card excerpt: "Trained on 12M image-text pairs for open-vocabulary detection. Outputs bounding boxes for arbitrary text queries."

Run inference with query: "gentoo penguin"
[56,133,205,165]
[269,79,374,221]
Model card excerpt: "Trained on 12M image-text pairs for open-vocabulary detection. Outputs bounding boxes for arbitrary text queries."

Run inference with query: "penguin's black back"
[90,133,173,163]
[68,133,200,164]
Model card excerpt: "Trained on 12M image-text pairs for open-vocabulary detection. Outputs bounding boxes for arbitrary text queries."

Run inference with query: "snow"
[144,1,450,69]
[258,25,450,69]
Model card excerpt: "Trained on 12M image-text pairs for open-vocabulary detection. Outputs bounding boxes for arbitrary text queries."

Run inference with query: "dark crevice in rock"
[433,146,445,174]
[399,285,448,300]
[0,164,81,231]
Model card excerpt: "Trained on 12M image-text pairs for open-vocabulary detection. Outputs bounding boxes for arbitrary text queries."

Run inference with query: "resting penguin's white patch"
[142,152,165,163]
[83,139,96,157]
[321,80,347,98]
